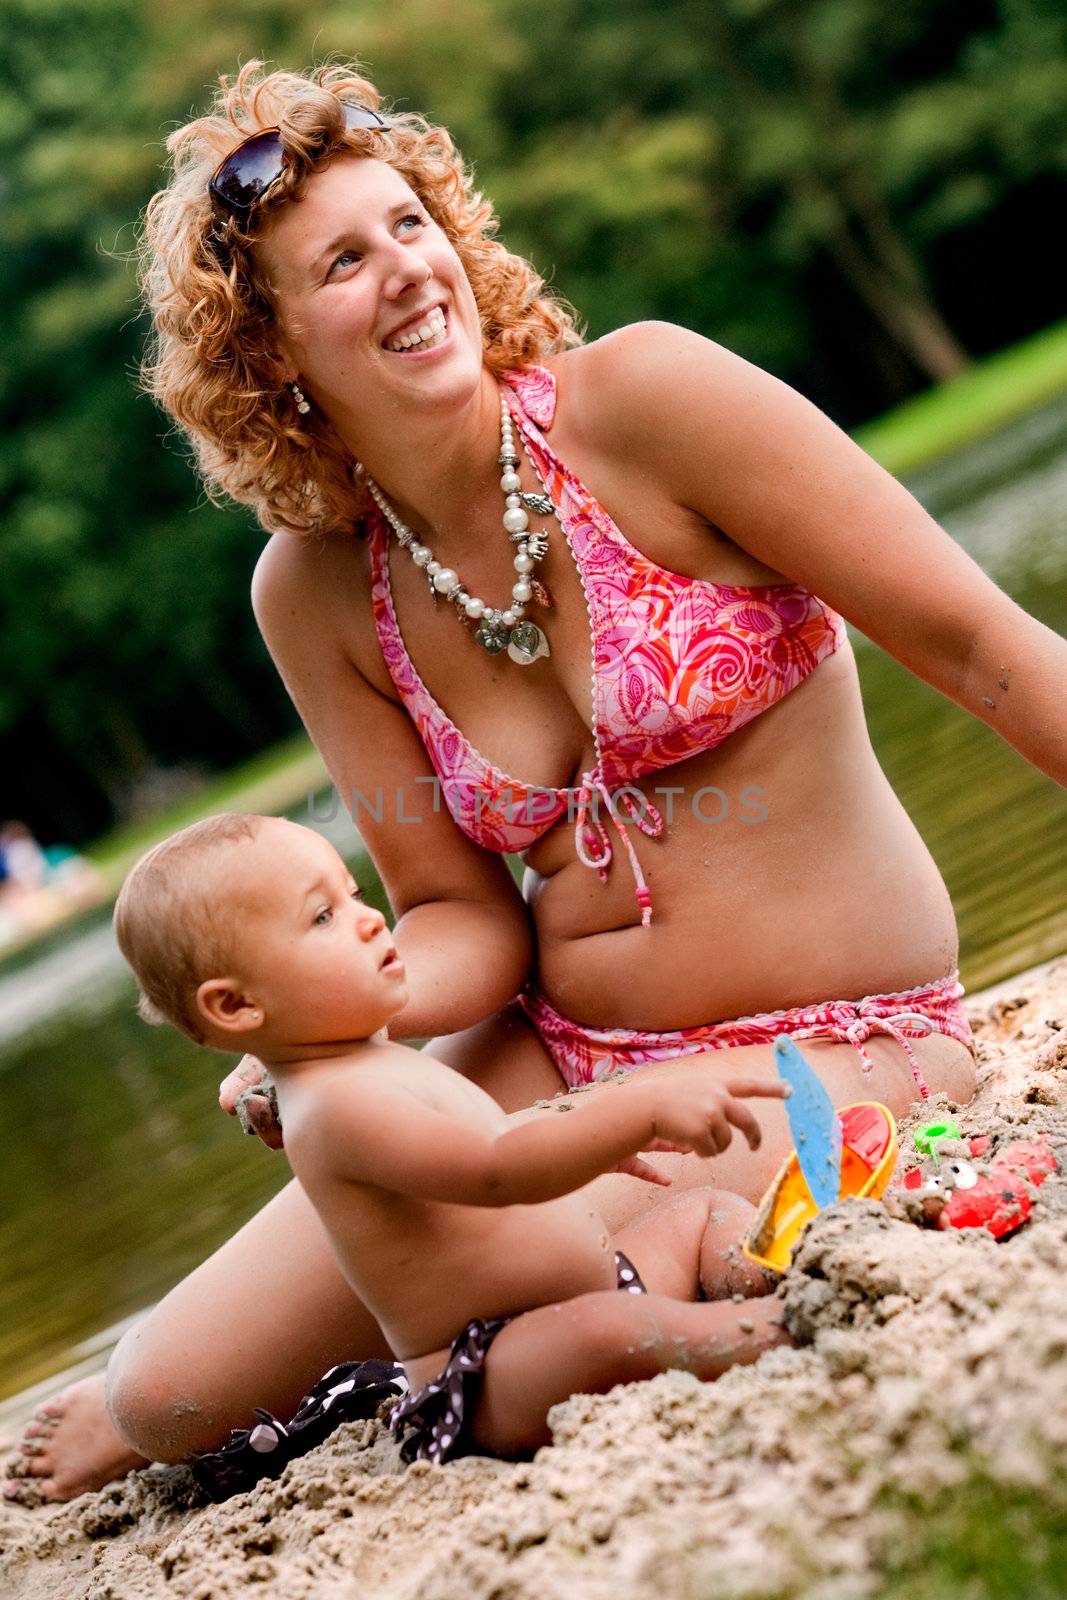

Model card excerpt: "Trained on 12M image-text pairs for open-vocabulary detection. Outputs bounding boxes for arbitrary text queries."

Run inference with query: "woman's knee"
[927,1039,978,1107]
[884,1039,977,1116]
[105,1321,223,1462]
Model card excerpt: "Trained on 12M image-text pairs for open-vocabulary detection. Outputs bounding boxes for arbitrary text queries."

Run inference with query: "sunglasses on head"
[208,103,389,218]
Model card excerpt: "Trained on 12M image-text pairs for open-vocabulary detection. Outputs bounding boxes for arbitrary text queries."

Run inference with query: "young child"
[114,813,791,1471]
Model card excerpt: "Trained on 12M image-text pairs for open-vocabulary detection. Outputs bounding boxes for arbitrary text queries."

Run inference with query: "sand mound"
[5,957,1067,1600]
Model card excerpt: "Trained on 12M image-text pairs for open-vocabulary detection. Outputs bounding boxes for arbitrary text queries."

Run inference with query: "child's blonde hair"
[138,58,584,541]
[114,813,265,1043]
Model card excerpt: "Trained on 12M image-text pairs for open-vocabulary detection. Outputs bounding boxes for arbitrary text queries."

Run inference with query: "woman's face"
[256,155,484,428]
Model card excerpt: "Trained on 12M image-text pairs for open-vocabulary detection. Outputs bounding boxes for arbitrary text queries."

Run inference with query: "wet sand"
[4,954,1067,1600]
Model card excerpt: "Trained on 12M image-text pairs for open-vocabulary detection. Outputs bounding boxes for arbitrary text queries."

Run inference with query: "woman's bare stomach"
[523,639,960,1031]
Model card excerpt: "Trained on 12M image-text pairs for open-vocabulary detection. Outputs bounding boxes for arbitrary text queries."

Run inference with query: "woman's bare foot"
[3,1374,147,1505]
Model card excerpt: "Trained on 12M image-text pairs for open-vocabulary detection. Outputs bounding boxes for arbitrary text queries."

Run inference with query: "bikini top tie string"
[573,770,665,929]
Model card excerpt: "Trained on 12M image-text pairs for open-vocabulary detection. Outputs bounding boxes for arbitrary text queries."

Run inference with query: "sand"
[4,955,1067,1600]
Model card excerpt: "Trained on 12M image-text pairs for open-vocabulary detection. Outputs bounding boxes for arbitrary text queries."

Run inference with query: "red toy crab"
[899,1119,1056,1239]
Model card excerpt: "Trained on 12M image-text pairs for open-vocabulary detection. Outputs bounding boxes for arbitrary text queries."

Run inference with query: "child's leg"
[472,1287,790,1457]
[611,1187,773,1303]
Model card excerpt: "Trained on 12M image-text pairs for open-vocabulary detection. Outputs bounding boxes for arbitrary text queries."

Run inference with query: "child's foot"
[2,1374,148,1504]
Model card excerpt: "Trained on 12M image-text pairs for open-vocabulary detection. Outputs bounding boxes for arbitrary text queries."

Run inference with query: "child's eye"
[314,907,333,926]
[350,886,366,903]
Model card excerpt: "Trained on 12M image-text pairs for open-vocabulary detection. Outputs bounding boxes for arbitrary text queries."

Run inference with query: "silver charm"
[475,625,507,654]
[519,491,554,517]
[507,621,551,665]
[510,529,550,560]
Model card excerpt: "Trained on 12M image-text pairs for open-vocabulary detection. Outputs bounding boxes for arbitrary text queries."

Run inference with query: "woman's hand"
[219,1057,284,1149]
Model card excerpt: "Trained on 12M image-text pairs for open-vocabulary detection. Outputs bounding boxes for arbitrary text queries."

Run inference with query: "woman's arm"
[576,323,1067,788]
[252,531,533,1040]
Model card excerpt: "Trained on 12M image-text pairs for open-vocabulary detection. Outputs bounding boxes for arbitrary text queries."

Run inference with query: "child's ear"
[196,978,265,1036]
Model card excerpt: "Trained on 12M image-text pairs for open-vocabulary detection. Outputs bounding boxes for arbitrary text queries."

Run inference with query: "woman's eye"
[327,218,423,278]
[327,249,361,277]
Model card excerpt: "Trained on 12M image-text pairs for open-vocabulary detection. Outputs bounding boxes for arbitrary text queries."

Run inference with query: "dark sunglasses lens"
[210,107,387,214]
[211,130,285,212]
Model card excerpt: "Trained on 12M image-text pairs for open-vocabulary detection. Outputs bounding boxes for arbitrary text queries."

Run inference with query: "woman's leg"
[4,1177,391,1501]
[105,1177,393,1461]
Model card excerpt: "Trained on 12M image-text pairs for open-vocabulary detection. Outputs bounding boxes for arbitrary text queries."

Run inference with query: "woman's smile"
[381,304,450,355]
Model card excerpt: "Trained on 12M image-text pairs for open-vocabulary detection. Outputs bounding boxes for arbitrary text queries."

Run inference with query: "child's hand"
[646,1074,790,1159]
[219,1058,285,1149]
[612,1152,674,1186]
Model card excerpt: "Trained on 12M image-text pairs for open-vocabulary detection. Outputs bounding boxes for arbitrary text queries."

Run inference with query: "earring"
[290,381,311,416]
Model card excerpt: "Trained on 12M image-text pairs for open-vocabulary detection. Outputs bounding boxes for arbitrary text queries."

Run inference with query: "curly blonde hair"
[139,60,584,540]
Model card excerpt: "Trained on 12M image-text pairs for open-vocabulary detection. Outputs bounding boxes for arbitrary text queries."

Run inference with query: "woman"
[10,58,1066,1503]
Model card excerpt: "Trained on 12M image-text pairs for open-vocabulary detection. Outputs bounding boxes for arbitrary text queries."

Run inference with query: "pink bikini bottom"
[518,971,975,1102]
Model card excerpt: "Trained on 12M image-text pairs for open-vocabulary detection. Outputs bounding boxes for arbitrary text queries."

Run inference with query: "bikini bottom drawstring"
[792,1005,935,1100]
[573,771,664,928]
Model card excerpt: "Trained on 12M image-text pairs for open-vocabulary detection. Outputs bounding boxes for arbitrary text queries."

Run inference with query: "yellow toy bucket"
[743,1101,898,1274]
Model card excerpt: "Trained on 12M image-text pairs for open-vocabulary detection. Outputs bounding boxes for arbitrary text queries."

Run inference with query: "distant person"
[0,824,105,952]
[0,822,46,892]
[11,56,1065,1502]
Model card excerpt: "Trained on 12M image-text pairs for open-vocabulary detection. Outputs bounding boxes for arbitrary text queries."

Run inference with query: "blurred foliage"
[2,0,1066,842]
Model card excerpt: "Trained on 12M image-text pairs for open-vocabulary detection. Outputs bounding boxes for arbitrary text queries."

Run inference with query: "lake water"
[2,402,1066,1403]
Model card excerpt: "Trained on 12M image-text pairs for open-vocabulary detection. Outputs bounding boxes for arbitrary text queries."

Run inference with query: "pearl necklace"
[363,396,553,666]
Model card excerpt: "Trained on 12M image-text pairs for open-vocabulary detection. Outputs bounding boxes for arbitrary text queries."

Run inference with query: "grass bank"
[854,315,1067,476]
[84,731,328,896]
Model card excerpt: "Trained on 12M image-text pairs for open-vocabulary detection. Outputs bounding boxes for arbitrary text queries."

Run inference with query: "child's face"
[203,819,408,1049]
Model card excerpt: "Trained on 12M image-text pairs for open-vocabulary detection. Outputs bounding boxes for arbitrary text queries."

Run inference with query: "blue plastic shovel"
[773,1034,843,1210]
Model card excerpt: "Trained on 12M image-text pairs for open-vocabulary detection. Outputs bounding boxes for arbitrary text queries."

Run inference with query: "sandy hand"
[646,1073,791,1159]
[219,1058,284,1149]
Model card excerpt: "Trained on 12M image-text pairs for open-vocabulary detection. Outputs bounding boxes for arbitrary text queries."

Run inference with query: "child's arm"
[294,1062,789,1207]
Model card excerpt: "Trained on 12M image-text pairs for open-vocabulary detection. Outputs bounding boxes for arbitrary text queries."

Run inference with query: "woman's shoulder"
[252,524,369,620]
[250,523,381,680]
[546,322,739,453]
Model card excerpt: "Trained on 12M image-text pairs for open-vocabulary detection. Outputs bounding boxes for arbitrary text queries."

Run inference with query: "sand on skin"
[4,955,1067,1600]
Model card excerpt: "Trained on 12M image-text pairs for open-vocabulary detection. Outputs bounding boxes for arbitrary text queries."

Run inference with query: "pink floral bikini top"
[368,364,847,926]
